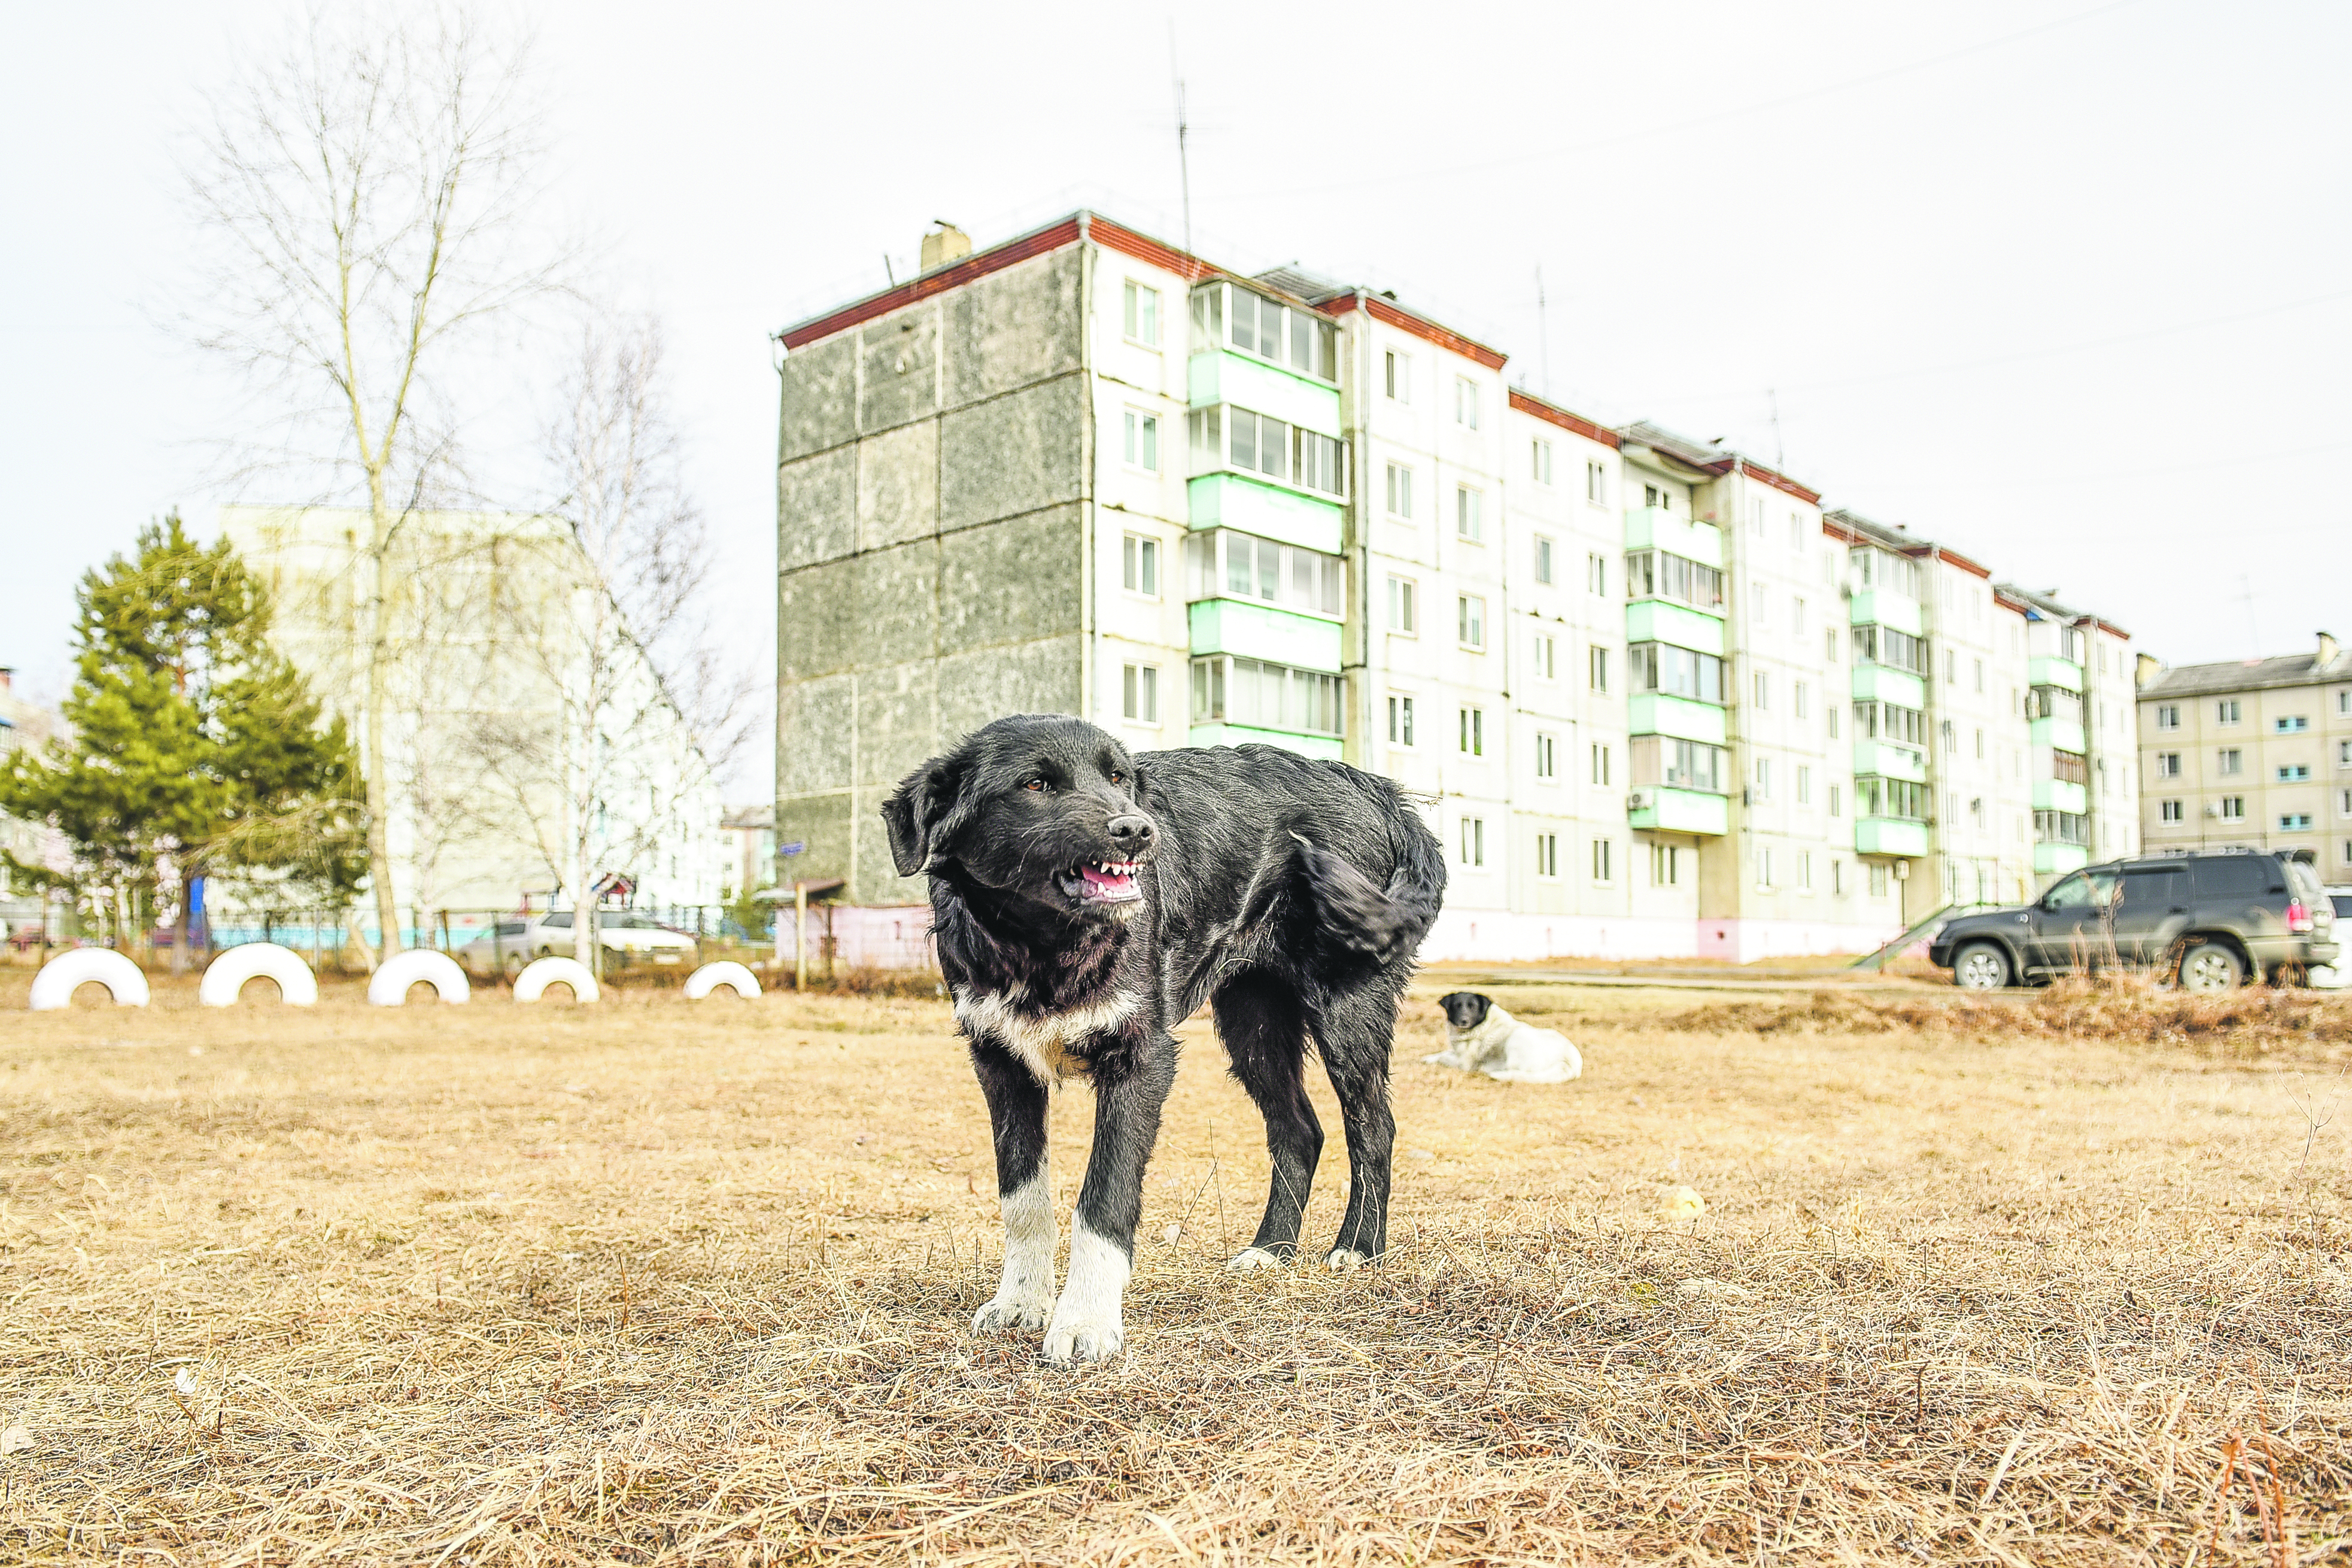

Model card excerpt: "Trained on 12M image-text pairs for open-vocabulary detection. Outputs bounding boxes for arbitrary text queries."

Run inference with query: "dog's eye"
[1108,770,1125,786]
[1023,778,1048,792]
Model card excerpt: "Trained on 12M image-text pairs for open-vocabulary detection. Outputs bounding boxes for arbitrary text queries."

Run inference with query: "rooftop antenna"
[1767,388,1783,471]
[2239,573,2260,656]
[1169,28,1192,256]
[1534,264,1551,398]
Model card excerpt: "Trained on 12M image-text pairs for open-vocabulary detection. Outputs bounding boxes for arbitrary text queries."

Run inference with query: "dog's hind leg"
[968,1038,1056,1334]
[1311,984,1399,1270]
[1213,971,1323,1271]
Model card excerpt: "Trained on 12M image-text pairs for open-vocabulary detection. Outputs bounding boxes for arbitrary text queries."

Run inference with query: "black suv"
[1928,849,2338,990]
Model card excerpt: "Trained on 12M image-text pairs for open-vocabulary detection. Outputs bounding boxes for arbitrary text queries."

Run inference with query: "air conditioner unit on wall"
[1627,789,1656,812]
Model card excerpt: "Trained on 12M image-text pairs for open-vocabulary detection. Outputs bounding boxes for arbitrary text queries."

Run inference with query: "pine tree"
[0,516,363,962]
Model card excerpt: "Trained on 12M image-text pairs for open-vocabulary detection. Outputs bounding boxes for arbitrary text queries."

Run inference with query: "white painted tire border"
[28,949,151,1011]
[366,949,471,1007]
[512,956,600,1004]
[199,943,319,1007]
[683,961,761,999]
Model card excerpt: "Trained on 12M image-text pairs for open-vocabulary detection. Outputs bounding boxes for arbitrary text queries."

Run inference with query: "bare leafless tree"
[471,314,748,976]
[184,4,568,952]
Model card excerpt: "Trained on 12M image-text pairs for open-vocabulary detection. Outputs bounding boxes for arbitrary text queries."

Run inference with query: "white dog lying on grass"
[1426,991,1584,1083]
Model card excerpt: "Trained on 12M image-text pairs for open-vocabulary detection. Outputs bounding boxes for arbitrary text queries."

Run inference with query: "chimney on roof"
[2320,631,2339,668]
[2135,652,2161,688]
[919,221,971,274]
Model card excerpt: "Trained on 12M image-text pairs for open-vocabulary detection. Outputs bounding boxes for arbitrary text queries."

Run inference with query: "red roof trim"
[1736,459,1821,506]
[1993,592,2032,615]
[1508,389,1622,449]
[1089,215,1217,283]
[780,218,1084,350]
[1322,293,1508,372]
[1929,548,1991,581]
[2092,618,2131,640]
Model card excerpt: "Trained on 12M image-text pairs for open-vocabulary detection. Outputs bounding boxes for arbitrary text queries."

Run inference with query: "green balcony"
[1624,598,1724,655]
[1851,664,1927,708]
[1855,817,1929,857]
[1627,693,1727,745]
[1848,589,1923,637]
[1853,740,1928,784]
[2032,778,2089,814]
[2028,655,2084,693]
[2029,716,2087,753]
[1187,722,1342,761]
[1188,599,1342,672]
[1622,508,1724,567]
[1187,351,1342,436]
[1629,786,1727,836]
[1186,473,1344,554]
[2034,841,2090,876]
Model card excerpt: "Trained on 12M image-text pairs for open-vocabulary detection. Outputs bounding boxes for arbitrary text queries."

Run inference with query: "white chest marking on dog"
[1042,1217,1131,1363]
[953,987,1140,1086]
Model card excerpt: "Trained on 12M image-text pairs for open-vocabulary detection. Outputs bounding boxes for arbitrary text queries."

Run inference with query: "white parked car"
[455,911,698,973]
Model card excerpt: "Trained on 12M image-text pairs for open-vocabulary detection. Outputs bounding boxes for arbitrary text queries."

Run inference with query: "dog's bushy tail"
[1290,809,1446,971]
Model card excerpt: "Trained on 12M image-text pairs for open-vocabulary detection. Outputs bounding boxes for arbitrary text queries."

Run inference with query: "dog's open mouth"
[1063,859,1144,905]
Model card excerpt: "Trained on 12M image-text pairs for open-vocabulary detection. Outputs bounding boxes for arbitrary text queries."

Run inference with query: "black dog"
[882,714,1444,1363]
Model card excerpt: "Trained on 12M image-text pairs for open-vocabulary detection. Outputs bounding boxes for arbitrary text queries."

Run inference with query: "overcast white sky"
[5,0,2345,800]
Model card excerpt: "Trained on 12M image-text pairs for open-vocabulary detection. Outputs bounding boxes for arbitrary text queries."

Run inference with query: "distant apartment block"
[772,212,2138,959]
[2137,633,2351,873]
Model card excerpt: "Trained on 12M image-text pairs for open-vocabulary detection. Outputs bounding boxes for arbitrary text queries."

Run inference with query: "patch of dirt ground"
[0,974,2347,1562]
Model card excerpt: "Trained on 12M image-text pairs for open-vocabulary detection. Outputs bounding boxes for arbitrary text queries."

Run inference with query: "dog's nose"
[1107,815,1156,854]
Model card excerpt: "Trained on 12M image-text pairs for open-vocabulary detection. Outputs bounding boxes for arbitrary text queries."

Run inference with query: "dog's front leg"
[969,1038,1056,1333]
[1044,1031,1175,1364]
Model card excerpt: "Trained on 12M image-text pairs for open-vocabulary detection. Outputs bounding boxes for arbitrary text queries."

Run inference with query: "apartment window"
[1749,499,1765,537]
[1974,727,1986,760]
[1384,349,1410,402]
[1385,575,1417,634]
[1196,282,1336,381]
[1385,463,1414,518]
[1387,694,1415,746]
[1828,783,1842,818]
[1869,863,1889,898]
[1627,643,1724,703]
[1120,663,1159,723]
[1757,846,1774,888]
[2277,715,2311,733]
[1459,706,1484,756]
[1754,757,1771,801]
[1591,838,1614,884]
[1650,843,1681,886]
[1626,551,1728,609]
[1184,530,1342,617]
[1535,731,1557,780]
[1122,532,1159,595]
[1187,656,1342,736]
[2219,749,2242,776]
[1832,858,1846,897]
[1752,585,1769,628]
[1122,410,1160,472]
[1945,649,1959,685]
[1825,630,1839,664]
[1534,534,1555,584]
[2340,740,2352,767]
[2341,789,2351,814]
[1536,833,1560,879]
[2342,691,2351,715]
[1794,680,1809,720]
[1586,461,1607,504]
[1797,765,1812,806]
[2217,699,2241,724]
[1828,704,1840,739]
[2159,800,2183,822]
[1455,376,1479,429]
[1587,552,1608,595]
[2278,764,2312,782]
[1752,671,1770,710]
[1591,743,1612,786]
[1973,658,1985,694]
[1645,484,1672,510]
[2220,796,2245,821]
[1455,485,1483,542]
[2282,813,2314,832]
[1531,632,1556,680]
[1460,816,1485,867]
[1799,852,1814,892]
[1186,405,1346,497]
[1458,594,1485,649]
[1792,596,1807,634]
[1122,281,1159,345]
[1532,438,1552,484]
[1589,645,1610,692]
[2156,704,2180,730]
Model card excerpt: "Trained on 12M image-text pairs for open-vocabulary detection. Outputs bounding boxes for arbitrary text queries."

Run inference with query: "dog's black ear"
[881,758,974,877]
[1467,993,1491,1023]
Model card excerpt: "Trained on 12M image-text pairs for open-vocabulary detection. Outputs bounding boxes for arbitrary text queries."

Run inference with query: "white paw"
[970,1293,1055,1334]
[1040,1307,1125,1363]
[1225,1245,1288,1273]
[1325,1248,1372,1272]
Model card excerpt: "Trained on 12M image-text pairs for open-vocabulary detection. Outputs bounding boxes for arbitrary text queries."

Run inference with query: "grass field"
[1,971,2347,1564]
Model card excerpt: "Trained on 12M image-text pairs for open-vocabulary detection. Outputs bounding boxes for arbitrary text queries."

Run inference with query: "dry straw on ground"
[1,971,2347,1563]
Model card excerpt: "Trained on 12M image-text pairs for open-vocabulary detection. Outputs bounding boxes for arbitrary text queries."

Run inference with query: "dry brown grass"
[2,973,2348,1563]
